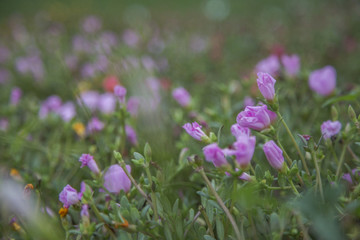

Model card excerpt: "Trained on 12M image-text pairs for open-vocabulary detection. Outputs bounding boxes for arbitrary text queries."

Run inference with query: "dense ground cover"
[0,1,360,239]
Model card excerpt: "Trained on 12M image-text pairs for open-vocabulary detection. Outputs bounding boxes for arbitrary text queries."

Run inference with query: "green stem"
[277,111,310,175]
[329,143,339,164]
[310,150,324,201]
[336,144,348,180]
[265,185,292,190]
[119,162,154,208]
[199,168,243,240]
[144,166,159,222]
[90,203,117,239]
[289,179,300,197]
[199,205,215,238]
[120,107,127,154]
[276,139,304,186]
[347,145,360,163]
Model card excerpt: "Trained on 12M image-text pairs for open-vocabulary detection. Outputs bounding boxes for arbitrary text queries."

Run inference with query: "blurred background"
[0,0,360,238]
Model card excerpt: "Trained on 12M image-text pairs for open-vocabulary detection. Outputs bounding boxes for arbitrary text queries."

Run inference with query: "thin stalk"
[347,145,360,163]
[199,206,215,238]
[120,107,127,154]
[119,162,154,208]
[144,166,159,222]
[276,139,304,186]
[90,202,117,239]
[336,144,348,180]
[289,179,300,197]
[277,111,310,175]
[199,168,243,240]
[329,143,339,164]
[265,185,292,190]
[310,150,324,201]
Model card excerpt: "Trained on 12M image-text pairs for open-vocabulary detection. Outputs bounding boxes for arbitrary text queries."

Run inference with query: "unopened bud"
[331,105,338,121]
[348,105,358,123]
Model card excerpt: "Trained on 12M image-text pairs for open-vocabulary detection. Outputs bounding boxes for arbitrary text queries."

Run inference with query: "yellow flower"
[10,168,22,181]
[12,222,21,231]
[10,168,19,177]
[59,207,68,218]
[72,122,86,137]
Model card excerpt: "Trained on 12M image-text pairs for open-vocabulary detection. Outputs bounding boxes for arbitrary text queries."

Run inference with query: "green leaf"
[216,215,225,240]
[134,152,145,160]
[255,165,263,180]
[217,125,224,145]
[208,200,223,212]
[173,198,179,215]
[204,235,216,240]
[322,90,360,107]
[164,223,173,240]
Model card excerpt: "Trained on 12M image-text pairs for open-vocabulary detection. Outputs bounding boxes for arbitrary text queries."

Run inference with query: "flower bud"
[79,154,100,174]
[114,85,127,104]
[331,105,338,121]
[257,72,276,101]
[172,87,191,107]
[348,105,358,123]
[183,122,209,142]
[263,140,284,170]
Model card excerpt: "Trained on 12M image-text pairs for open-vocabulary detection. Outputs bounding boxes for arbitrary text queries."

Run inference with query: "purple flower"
[263,140,284,170]
[39,95,63,119]
[123,29,139,47]
[81,63,97,78]
[281,54,300,76]
[309,66,336,96]
[103,164,132,193]
[321,120,342,140]
[183,122,208,141]
[243,96,255,107]
[255,55,280,76]
[79,153,100,174]
[127,97,140,117]
[142,56,156,71]
[0,118,8,131]
[231,124,251,139]
[342,169,360,184]
[0,68,10,84]
[82,16,102,33]
[87,117,104,134]
[172,87,191,107]
[125,125,138,145]
[114,85,127,104]
[10,87,22,106]
[73,35,92,53]
[0,46,11,63]
[203,143,227,167]
[81,204,89,218]
[57,102,76,122]
[64,55,78,71]
[98,93,116,114]
[78,91,99,111]
[237,105,277,131]
[257,72,276,101]
[59,185,79,208]
[227,135,256,168]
